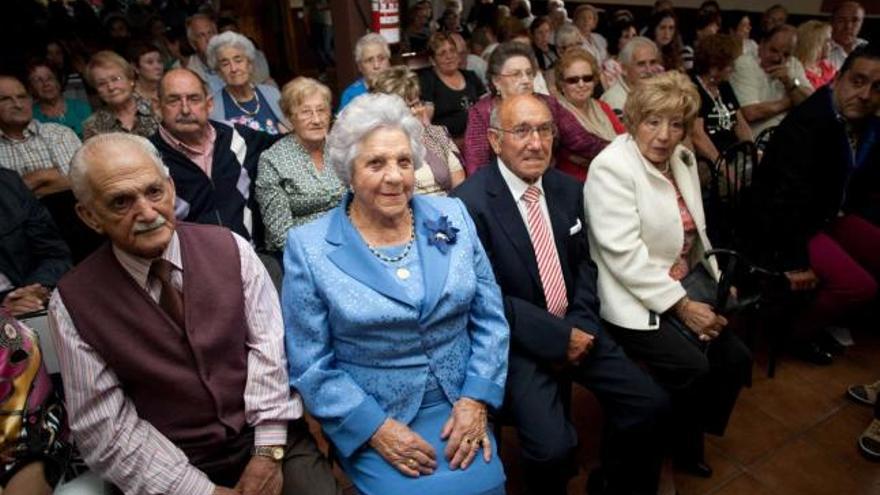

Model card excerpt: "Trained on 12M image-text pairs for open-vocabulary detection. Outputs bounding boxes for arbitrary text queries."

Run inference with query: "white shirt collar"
[497,158,545,202]
[113,231,182,290]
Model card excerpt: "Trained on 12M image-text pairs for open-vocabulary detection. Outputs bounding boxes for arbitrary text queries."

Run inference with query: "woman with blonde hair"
[82,50,159,139]
[796,20,836,89]
[585,70,752,479]
[256,77,344,253]
[553,48,625,181]
[371,65,466,196]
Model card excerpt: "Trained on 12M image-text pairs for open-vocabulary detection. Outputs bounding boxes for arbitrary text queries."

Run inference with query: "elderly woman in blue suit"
[282,93,510,495]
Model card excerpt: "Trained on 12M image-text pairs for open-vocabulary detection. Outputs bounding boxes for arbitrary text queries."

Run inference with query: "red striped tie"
[522,186,568,317]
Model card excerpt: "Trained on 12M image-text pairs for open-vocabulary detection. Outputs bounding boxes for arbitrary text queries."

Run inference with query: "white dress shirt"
[498,158,557,248]
[48,231,302,495]
[729,54,809,136]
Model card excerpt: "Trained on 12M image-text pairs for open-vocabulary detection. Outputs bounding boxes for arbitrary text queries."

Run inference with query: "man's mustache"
[133,215,167,233]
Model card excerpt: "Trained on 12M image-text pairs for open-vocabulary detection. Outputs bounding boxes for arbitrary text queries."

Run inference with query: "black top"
[418,68,486,138]
[533,43,559,71]
[692,74,741,154]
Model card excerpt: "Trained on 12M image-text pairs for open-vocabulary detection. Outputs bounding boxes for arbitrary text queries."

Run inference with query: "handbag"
[664,264,719,352]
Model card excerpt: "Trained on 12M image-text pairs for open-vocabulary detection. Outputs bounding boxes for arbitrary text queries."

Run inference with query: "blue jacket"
[282,194,509,457]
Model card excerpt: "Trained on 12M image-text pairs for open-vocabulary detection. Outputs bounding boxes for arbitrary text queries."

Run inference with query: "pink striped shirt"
[48,231,301,495]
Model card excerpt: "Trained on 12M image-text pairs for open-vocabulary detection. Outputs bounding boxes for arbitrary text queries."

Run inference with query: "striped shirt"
[0,120,80,176]
[48,231,301,495]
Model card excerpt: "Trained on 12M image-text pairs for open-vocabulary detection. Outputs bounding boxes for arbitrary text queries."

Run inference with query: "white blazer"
[584,134,719,330]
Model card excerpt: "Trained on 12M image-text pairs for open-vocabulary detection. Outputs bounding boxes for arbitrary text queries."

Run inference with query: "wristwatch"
[787,77,802,91]
[252,445,285,462]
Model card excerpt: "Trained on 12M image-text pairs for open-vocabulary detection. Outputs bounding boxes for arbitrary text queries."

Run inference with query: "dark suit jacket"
[0,169,71,300]
[751,86,880,270]
[451,162,602,363]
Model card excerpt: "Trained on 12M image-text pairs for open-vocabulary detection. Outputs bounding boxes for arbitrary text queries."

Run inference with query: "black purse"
[664,264,719,352]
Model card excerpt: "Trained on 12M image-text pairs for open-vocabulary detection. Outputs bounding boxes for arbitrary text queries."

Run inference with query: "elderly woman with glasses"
[372,66,466,196]
[585,71,752,479]
[282,93,509,495]
[554,48,625,181]
[207,31,289,135]
[463,41,608,176]
[256,77,345,254]
[27,60,92,139]
[82,51,159,139]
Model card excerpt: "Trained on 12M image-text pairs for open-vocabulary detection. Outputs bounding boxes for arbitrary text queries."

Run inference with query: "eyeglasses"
[563,74,595,85]
[499,69,535,81]
[95,75,127,90]
[491,122,556,141]
[295,107,330,120]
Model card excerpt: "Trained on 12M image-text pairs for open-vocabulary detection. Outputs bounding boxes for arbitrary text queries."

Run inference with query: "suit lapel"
[325,197,415,308]
[413,197,450,320]
[542,172,574,285]
[670,149,704,228]
[486,163,541,288]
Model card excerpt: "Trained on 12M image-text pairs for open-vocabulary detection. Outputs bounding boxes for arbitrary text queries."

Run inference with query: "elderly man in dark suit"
[452,94,668,495]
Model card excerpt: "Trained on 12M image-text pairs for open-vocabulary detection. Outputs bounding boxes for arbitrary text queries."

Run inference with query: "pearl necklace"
[348,205,416,264]
[228,85,261,117]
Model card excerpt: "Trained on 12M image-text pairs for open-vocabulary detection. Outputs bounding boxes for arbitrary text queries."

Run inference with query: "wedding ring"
[406,458,418,469]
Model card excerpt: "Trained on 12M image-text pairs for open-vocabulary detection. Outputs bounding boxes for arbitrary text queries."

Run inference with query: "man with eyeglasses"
[452,94,668,495]
[0,75,80,197]
[150,69,280,249]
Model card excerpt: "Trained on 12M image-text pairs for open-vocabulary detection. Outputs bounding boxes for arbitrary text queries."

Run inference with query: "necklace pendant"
[396,267,411,280]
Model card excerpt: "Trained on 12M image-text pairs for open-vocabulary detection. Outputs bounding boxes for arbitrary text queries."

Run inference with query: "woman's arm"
[255,152,295,252]
[734,110,754,143]
[281,233,387,457]
[583,154,686,313]
[690,117,721,163]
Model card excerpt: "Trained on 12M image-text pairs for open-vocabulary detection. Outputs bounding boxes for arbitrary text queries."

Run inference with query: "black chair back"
[705,140,759,250]
[754,125,777,153]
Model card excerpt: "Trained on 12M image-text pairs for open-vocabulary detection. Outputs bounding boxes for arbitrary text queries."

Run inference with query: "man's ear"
[488,129,503,156]
[75,202,105,235]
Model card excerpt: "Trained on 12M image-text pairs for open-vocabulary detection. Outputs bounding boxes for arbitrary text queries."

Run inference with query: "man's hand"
[765,64,791,86]
[2,284,50,316]
[566,328,594,366]
[234,455,283,495]
[370,418,437,477]
[20,168,70,198]
[785,269,819,291]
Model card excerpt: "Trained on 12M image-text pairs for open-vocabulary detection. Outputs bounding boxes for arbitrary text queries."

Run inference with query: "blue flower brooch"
[423,216,459,254]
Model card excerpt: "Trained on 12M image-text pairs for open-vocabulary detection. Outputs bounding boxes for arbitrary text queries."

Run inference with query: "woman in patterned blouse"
[82,51,159,139]
[369,65,466,197]
[255,77,344,253]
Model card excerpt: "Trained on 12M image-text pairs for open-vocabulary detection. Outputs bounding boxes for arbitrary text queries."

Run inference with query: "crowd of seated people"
[0,0,877,493]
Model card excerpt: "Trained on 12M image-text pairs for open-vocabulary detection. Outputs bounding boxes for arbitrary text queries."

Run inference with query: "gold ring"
[463,437,472,445]
[407,458,418,469]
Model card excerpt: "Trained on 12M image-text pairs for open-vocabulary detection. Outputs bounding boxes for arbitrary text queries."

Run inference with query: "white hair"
[325,93,424,187]
[70,133,169,203]
[620,36,658,66]
[354,33,391,64]
[206,31,257,71]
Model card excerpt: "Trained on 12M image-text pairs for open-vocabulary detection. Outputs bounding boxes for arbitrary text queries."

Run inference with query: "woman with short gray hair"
[207,31,288,134]
[283,93,509,495]
[338,33,392,112]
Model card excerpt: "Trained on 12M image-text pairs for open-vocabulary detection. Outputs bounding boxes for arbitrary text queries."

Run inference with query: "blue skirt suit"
[282,194,510,495]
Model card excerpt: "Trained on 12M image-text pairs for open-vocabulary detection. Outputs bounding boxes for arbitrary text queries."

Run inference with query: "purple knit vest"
[57,223,248,464]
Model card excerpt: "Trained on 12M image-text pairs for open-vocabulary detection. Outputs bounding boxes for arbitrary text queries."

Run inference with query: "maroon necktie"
[522,186,569,317]
[150,259,185,329]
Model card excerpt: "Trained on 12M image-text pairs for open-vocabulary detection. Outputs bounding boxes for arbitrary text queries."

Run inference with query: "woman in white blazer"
[584,71,751,480]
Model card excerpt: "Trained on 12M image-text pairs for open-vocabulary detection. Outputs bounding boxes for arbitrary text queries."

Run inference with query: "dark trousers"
[505,329,670,495]
[109,419,340,495]
[605,318,752,461]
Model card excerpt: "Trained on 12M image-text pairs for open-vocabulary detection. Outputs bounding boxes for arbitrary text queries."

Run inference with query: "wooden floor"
[323,327,880,495]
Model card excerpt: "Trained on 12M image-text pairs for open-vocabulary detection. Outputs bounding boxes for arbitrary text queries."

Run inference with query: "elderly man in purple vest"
[47,132,340,495]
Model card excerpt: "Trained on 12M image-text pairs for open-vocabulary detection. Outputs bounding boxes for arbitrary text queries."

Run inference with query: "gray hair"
[70,133,169,203]
[354,33,391,63]
[555,22,583,48]
[185,14,216,43]
[325,93,424,187]
[206,31,257,71]
[620,36,658,66]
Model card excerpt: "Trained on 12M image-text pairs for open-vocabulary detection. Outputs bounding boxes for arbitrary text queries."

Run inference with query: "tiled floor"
[325,327,880,495]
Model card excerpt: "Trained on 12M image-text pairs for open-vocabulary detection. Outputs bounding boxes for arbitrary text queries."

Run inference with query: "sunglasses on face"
[563,74,595,85]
